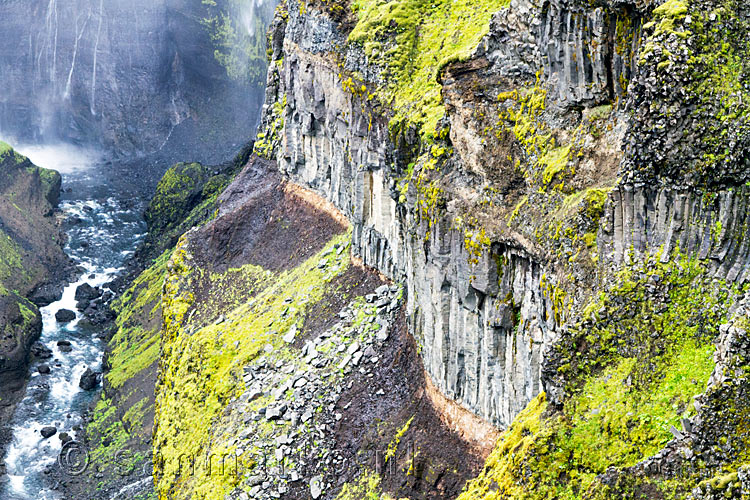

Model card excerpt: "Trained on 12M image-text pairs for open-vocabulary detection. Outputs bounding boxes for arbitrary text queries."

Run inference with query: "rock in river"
[40,427,57,439]
[55,309,76,323]
[79,368,99,390]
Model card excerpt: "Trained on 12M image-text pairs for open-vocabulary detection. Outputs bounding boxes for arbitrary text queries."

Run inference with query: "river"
[0,144,148,500]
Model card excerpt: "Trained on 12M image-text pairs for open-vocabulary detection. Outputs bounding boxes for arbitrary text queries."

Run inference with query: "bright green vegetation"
[0,141,26,164]
[637,0,750,184]
[145,163,210,233]
[0,141,13,157]
[200,0,270,83]
[646,0,690,38]
[460,251,742,499]
[348,0,510,140]
[254,94,287,158]
[687,2,750,177]
[88,398,132,464]
[143,162,228,258]
[336,471,395,500]
[106,251,171,389]
[82,253,169,490]
[542,187,611,264]
[457,393,548,499]
[0,229,26,287]
[82,158,239,497]
[494,79,582,192]
[154,233,352,499]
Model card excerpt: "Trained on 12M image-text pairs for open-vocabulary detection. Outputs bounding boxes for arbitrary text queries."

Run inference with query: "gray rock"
[57,340,73,353]
[310,476,323,499]
[283,325,297,343]
[55,309,76,323]
[31,342,53,359]
[41,426,57,439]
[79,368,99,390]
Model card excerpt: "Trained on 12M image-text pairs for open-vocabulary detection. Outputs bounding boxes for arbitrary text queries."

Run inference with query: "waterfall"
[90,0,103,115]
[64,8,92,100]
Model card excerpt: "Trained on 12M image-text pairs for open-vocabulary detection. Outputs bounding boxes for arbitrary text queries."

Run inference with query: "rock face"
[257,0,750,455]
[55,309,76,323]
[0,0,275,159]
[254,0,750,495]
[0,143,68,422]
[260,0,575,426]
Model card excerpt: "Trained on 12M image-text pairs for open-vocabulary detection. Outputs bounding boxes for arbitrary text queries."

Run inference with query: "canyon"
[1,0,750,498]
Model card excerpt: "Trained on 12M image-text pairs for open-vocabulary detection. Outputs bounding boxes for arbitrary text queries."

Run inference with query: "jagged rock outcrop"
[260,0,578,427]
[255,0,750,496]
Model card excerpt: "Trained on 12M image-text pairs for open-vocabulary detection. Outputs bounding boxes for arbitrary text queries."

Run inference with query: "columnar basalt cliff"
[258,0,635,427]
[251,0,750,496]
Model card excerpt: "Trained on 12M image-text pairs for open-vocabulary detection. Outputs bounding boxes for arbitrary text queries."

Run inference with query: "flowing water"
[0,144,148,499]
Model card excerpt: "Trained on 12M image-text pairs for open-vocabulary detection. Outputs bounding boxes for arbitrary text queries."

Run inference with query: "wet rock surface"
[54,309,76,323]
[0,145,70,429]
[40,427,56,439]
[79,368,100,391]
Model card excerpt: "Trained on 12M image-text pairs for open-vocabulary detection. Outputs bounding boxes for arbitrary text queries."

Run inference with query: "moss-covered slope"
[0,142,67,419]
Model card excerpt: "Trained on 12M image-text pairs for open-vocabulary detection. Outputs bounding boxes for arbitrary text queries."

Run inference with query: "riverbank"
[0,145,149,500]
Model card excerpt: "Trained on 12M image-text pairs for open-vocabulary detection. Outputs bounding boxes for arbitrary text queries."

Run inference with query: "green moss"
[143,163,229,259]
[349,0,510,141]
[539,145,573,189]
[461,251,742,500]
[687,6,750,177]
[565,341,713,471]
[146,163,208,233]
[106,251,171,389]
[87,398,131,464]
[653,0,688,21]
[254,94,287,158]
[154,232,352,499]
[636,0,750,184]
[0,229,27,286]
[336,471,395,500]
[699,471,739,491]
[493,77,582,192]
[385,415,414,463]
[458,393,548,499]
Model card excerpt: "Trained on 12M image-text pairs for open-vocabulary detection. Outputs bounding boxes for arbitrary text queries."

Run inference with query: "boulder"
[31,342,53,359]
[55,309,76,323]
[74,283,101,302]
[38,364,51,374]
[41,426,56,439]
[29,283,63,307]
[79,368,99,390]
[57,340,73,353]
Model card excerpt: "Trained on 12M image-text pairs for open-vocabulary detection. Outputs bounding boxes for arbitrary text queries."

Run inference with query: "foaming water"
[0,143,147,499]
